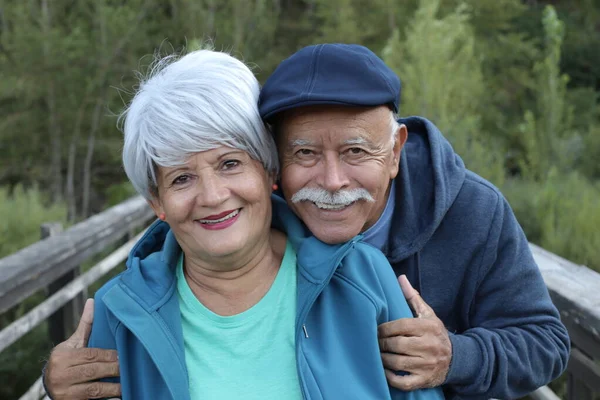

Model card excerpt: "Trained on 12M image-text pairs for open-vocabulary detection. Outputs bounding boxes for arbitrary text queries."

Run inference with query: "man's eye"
[222,159,240,170]
[296,149,314,156]
[348,147,365,155]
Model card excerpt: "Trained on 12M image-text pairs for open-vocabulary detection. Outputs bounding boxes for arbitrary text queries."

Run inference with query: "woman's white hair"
[120,49,278,200]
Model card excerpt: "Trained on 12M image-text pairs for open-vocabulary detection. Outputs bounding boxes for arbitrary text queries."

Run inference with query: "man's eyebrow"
[343,137,369,146]
[288,139,315,147]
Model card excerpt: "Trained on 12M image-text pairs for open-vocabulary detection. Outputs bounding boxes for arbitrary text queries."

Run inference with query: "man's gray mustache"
[291,188,375,205]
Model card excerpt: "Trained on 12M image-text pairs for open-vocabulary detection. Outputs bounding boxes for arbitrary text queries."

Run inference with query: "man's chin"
[306,223,362,245]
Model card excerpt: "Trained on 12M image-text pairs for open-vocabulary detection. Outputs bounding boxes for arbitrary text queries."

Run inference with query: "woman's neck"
[183,228,287,316]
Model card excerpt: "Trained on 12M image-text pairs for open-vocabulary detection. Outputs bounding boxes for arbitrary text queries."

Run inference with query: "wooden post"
[42,223,85,344]
[567,375,593,400]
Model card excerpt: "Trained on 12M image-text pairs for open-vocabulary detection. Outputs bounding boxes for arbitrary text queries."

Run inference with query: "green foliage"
[579,124,600,180]
[544,0,600,92]
[383,0,504,185]
[104,181,138,207]
[0,185,67,258]
[519,6,593,180]
[518,6,576,181]
[314,0,364,43]
[0,0,282,219]
[313,0,398,46]
[0,323,52,400]
[504,172,600,273]
[535,171,600,272]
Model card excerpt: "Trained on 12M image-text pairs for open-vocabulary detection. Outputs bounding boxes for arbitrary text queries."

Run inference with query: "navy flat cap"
[259,43,401,123]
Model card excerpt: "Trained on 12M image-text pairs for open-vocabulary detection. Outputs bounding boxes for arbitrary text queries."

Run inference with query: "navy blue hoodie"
[386,117,570,399]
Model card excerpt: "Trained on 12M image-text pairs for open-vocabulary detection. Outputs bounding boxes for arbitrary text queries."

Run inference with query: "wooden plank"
[529,386,561,400]
[561,317,600,361]
[567,348,600,392]
[0,196,153,314]
[530,243,600,343]
[18,375,45,400]
[0,230,145,353]
[42,222,85,344]
[567,374,594,400]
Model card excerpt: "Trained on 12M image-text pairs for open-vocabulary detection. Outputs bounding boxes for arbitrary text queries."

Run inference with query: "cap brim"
[262,100,392,123]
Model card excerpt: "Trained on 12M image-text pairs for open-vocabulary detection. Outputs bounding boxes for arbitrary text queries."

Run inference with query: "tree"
[383,0,504,184]
[518,5,574,181]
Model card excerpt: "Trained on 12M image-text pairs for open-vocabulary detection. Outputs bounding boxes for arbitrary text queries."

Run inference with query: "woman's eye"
[172,174,190,185]
[222,159,240,170]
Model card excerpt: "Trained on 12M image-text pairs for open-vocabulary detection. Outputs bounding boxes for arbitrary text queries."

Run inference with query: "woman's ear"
[148,197,165,220]
[268,170,279,186]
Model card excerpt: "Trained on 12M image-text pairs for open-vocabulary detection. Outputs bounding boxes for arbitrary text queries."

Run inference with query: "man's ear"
[390,124,408,180]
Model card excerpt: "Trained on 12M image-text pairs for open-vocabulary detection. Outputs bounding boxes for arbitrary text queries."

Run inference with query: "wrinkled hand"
[378,275,452,391]
[45,299,121,399]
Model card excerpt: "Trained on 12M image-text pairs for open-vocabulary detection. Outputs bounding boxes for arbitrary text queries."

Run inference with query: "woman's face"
[150,146,274,268]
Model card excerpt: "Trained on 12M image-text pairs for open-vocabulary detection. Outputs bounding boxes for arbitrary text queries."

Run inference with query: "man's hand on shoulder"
[378,275,452,391]
[44,299,121,399]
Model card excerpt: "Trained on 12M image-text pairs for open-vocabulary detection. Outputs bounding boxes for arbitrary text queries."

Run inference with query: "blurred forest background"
[0,0,599,398]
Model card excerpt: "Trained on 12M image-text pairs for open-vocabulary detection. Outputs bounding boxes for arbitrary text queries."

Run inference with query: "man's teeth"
[199,209,240,224]
[314,202,349,210]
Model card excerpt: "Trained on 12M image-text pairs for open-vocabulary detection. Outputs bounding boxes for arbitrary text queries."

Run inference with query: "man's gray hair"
[120,49,279,200]
[389,111,400,144]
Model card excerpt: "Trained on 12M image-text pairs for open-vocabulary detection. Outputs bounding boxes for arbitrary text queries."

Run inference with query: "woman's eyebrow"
[217,149,246,160]
[162,166,188,181]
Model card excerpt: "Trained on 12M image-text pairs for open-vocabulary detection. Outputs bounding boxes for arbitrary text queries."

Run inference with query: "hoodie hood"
[119,220,179,310]
[386,116,465,263]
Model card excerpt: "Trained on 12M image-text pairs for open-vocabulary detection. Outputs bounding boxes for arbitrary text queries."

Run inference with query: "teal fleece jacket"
[88,195,444,400]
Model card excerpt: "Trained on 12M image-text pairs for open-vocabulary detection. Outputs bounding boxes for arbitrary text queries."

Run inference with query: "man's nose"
[196,173,228,207]
[321,154,350,192]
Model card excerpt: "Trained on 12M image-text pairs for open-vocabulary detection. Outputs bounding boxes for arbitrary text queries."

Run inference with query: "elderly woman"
[51,49,443,400]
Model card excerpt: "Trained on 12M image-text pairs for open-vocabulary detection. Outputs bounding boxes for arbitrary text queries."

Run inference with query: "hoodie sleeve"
[444,195,570,399]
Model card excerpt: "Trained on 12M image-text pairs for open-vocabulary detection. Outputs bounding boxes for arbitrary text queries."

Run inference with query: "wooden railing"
[531,244,600,400]
[0,196,154,400]
[0,196,598,400]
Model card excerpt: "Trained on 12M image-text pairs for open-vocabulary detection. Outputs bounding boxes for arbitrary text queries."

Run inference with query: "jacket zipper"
[295,238,359,399]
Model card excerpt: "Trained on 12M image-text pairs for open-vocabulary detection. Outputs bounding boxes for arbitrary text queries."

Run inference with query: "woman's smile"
[197,208,242,230]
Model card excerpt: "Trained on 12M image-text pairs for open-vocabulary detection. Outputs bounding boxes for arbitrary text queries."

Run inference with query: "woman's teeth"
[199,209,240,224]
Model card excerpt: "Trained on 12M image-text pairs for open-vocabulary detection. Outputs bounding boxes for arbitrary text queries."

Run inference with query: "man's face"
[278,105,406,244]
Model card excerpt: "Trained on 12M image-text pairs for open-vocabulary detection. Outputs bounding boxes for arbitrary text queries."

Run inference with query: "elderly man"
[258,44,569,399]
[44,44,569,399]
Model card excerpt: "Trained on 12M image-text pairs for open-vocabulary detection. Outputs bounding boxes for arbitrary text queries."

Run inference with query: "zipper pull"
[302,324,309,338]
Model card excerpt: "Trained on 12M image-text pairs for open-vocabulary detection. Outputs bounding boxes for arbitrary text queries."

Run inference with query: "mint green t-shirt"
[176,241,303,400]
